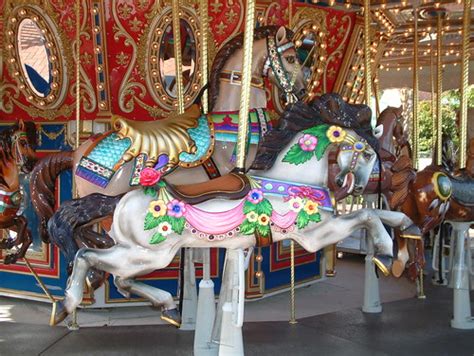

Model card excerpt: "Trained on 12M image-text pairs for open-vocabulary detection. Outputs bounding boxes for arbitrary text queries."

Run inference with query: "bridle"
[339,132,373,175]
[219,33,301,104]
[11,131,30,167]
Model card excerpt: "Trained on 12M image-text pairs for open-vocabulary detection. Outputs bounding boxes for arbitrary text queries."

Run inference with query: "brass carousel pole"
[459,0,471,169]
[235,0,256,170]
[288,0,297,326]
[200,0,209,114]
[69,0,82,330]
[363,0,372,110]
[436,13,443,166]
[430,33,436,152]
[172,0,185,114]
[412,8,419,171]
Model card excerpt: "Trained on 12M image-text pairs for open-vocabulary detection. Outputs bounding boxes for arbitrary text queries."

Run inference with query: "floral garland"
[283,124,346,165]
[139,168,323,245]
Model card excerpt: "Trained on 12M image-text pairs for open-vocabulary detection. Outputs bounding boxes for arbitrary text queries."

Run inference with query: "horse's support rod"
[23,257,56,303]
[289,240,297,324]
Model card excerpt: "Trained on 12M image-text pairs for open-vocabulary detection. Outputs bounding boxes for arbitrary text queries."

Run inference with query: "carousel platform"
[0,256,473,355]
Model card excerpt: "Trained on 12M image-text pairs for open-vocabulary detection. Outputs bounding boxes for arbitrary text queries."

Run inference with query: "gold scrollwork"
[68,0,97,114]
[3,1,73,118]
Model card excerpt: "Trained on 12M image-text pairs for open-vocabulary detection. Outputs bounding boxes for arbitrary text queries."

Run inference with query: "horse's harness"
[11,131,29,167]
[338,132,373,175]
[219,34,300,103]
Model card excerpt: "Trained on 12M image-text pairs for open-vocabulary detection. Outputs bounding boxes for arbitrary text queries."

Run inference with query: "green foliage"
[418,85,474,155]
[149,232,166,245]
[239,219,256,235]
[282,124,331,164]
[282,144,314,165]
[296,210,310,229]
[256,224,271,237]
[143,187,158,198]
[144,212,161,230]
[255,199,273,215]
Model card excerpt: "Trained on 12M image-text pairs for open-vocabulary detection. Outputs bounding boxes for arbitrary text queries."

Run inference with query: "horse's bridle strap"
[219,70,265,89]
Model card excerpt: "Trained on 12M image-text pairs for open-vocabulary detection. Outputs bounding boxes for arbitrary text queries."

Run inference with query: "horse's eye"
[363,152,372,160]
[286,55,295,64]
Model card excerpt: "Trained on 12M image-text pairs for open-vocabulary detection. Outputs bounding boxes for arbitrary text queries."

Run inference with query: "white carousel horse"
[50,119,420,335]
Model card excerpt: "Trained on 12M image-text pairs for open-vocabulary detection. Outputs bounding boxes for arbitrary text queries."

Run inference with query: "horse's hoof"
[391,259,406,278]
[86,269,107,291]
[4,254,18,265]
[49,301,68,326]
[372,255,392,277]
[161,308,181,328]
[400,224,422,240]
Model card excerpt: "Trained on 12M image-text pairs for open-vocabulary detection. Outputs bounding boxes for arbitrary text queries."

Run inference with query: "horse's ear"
[373,124,384,139]
[275,26,289,46]
[18,119,25,131]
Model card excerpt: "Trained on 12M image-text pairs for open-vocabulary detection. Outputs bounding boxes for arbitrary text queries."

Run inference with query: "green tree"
[418,85,474,156]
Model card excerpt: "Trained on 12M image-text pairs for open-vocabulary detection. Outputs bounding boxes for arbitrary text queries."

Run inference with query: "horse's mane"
[251,94,377,171]
[376,106,402,127]
[209,25,294,112]
[389,143,416,210]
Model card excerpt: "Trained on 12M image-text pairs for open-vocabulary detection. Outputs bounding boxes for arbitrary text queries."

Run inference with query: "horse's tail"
[47,193,123,266]
[30,151,73,242]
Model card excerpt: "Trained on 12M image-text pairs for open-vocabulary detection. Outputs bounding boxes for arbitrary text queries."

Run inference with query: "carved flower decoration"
[247,189,264,204]
[288,197,304,212]
[139,167,162,186]
[326,126,346,143]
[298,134,318,152]
[246,211,259,223]
[258,214,270,226]
[304,200,320,215]
[167,199,186,218]
[149,200,167,218]
[157,221,173,236]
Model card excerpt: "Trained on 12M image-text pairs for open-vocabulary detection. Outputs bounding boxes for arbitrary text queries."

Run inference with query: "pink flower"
[167,199,186,218]
[247,189,264,204]
[298,134,318,152]
[139,167,162,186]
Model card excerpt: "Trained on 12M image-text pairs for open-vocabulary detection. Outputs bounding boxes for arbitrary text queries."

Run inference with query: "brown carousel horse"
[329,106,452,283]
[0,120,37,264]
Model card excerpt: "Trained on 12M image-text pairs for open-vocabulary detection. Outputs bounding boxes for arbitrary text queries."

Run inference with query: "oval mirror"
[17,18,52,98]
[159,20,196,98]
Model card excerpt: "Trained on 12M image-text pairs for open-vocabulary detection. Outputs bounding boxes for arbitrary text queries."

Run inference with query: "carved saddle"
[165,172,250,205]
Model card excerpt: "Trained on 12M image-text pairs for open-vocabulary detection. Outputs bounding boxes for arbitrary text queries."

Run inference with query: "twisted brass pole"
[200,0,209,114]
[363,0,372,107]
[172,0,184,114]
[430,33,436,154]
[436,13,443,166]
[75,0,81,151]
[459,0,471,169]
[412,7,419,170]
[236,0,256,170]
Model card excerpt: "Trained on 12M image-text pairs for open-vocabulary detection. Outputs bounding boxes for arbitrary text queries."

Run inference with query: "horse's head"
[11,120,37,173]
[261,26,306,102]
[334,126,384,196]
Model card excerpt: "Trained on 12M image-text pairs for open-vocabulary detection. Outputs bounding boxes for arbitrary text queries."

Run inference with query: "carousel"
[0,0,473,354]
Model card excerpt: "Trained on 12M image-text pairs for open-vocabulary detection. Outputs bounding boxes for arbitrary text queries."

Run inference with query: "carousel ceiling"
[312,0,474,91]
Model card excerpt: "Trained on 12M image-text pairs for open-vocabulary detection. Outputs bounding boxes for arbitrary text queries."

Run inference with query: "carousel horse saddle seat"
[450,175,474,206]
[165,173,250,204]
[112,104,204,166]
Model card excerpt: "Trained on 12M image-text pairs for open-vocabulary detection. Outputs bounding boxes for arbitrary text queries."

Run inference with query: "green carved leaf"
[256,199,273,215]
[282,143,314,165]
[303,124,331,161]
[171,217,186,234]
[149,232,166,244]
[243,201,258,214]
[256,223,270,237]
[240,219,256,235]
[144,213,162,231]
[296,210,310,230]
[309,212,322,223]
[144,187,158,198]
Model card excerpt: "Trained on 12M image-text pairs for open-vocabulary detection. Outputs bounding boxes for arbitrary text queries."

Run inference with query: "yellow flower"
[258,214,270,226]
[149,200,167,218]
[304,200,319,215]
[288,197,304,212]
[246,211,258,223]
[326,125,346,143]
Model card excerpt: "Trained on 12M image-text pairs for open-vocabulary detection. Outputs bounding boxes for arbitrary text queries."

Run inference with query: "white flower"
[246,211,258,223]
[157,221,173,236]
[288,197,304,212]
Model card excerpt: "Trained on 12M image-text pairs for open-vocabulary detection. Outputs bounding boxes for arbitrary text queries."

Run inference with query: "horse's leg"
[4,217,32,264]
[369,209,422,238]
[392,230,410,278]
[114,276,180,327]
